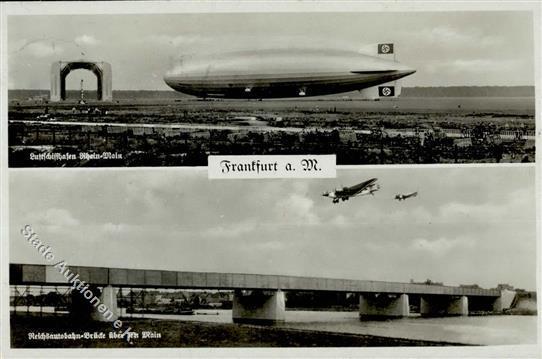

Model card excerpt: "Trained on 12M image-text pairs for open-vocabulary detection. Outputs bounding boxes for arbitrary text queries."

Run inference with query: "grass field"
[10,313,466,348]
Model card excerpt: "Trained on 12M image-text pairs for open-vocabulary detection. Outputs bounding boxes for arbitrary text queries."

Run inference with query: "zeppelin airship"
[164,43,415,99]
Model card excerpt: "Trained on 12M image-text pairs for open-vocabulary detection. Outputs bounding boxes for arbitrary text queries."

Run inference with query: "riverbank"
[10,313,467,348]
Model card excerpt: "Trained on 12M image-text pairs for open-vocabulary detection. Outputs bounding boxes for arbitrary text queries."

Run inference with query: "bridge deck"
[9,264,499,297]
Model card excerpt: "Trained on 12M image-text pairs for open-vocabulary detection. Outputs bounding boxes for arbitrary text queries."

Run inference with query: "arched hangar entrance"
[50,61,112,102]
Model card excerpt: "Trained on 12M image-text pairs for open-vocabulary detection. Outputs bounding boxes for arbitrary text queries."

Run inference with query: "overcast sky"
[10,165,536,290]
[7,11,534,90]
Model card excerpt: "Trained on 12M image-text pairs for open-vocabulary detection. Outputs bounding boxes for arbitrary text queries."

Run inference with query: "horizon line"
[7,85,536,92]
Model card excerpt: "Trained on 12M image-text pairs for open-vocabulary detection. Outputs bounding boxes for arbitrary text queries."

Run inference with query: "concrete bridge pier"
[70,285,119,322]
[91,285,120,322]
[492,290,517,312]
[232,289,285,325]
[420,295,468,317]
[359,293,409,319]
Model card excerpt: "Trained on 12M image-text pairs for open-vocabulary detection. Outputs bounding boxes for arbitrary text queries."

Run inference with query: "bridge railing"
[10,264,500,297]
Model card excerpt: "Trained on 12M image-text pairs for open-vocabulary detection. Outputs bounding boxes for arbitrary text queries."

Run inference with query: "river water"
[120,309,537,346]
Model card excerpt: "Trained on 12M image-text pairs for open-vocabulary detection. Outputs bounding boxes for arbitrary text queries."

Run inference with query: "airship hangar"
[164,44,416,99]
[50,61,112,102]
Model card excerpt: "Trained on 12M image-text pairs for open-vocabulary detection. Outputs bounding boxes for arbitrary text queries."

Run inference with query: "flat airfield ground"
[10,95,535,112]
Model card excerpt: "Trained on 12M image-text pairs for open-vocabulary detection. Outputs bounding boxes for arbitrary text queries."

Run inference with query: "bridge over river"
[10,263,515,324]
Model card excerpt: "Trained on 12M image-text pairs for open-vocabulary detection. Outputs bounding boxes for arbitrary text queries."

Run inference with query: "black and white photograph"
[6,10,535,167]
[7,166,537,348]
[1,1,540,358]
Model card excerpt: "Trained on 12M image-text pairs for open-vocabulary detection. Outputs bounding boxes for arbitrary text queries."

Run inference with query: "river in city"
[119,309,537,346]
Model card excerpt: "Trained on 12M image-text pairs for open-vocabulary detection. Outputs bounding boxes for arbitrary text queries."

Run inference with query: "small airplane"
[323,178,380,204]
[395,191,418,201]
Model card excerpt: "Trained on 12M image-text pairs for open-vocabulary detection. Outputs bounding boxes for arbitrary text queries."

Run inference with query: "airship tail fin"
[359,81,401,100]
[358,43,396,61]
[358,43,401,100]
[388,81,402,97]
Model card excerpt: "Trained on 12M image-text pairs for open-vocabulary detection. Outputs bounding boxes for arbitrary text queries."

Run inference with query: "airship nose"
[163,75,174,86]
[164,75,181,91]
[164,74,174,85]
